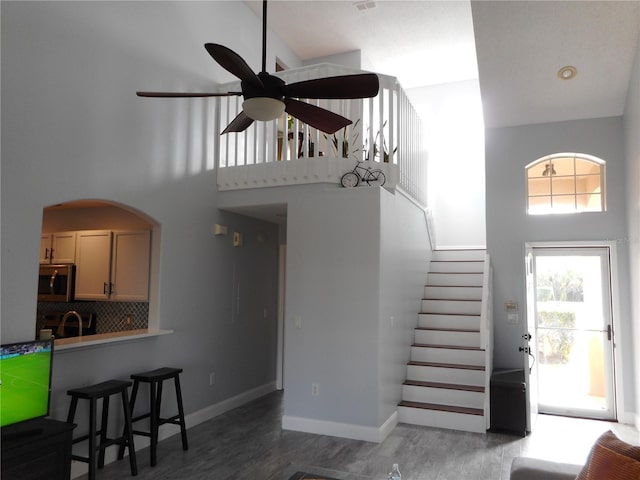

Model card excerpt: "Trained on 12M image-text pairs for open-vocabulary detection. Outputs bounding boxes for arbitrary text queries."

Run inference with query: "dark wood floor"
[80,390,638,480]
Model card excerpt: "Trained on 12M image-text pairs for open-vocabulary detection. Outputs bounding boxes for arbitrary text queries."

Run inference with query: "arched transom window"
[526,153,605,214]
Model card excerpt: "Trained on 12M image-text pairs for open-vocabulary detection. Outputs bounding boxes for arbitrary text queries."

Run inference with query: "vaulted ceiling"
[245,0,640,129]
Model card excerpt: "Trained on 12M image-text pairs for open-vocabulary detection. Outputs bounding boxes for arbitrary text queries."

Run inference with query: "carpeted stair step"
[421,298,482,315]
[424,285,483,300]
[398,400,484,416]
[428,260,484,273]
[411,343,485,365]
[402,380,486,408]
[426,272,483,286]
[414,327,481,347]
[403,379,484,393]
[406,360,485,385]
[418,313,481,330]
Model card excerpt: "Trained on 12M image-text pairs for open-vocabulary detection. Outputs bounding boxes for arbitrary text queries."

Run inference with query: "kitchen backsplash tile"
[37,301,148,335]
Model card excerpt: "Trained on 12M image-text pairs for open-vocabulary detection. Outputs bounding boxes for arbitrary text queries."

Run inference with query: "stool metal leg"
[121,388,138,476]
[174,375,189,451]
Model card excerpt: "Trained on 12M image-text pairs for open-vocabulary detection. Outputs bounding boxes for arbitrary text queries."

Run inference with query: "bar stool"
[118,367,188,466]
[66,380,137,480]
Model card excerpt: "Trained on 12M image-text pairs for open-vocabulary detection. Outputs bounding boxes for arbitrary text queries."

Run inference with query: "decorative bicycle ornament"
[340,161,386,188]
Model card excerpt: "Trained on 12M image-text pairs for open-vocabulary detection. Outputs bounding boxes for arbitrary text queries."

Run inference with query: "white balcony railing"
[216,63,427,207]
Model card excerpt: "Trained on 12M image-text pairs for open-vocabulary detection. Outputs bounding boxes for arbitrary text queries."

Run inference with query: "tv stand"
[1,418,75,480]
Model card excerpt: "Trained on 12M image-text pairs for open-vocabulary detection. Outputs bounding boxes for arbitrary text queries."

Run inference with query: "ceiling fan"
[137,0,379,135]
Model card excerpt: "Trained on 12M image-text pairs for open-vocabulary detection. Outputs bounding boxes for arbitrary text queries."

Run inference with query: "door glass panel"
[537,329,607,413]
[533,250,615,420]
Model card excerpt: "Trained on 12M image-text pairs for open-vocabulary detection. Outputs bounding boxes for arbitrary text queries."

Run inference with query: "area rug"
[287,472,341,480]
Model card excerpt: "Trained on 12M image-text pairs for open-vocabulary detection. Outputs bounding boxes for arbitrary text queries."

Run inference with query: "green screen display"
[0,340,53,428]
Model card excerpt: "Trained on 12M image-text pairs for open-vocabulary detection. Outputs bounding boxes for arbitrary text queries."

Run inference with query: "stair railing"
[480,253,493,429]
[215,63,427,207]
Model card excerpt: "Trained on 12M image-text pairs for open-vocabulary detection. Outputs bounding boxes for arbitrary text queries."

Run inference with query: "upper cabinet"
[40,231,76,264]
[111,231,151,302]
[75,230,150,301]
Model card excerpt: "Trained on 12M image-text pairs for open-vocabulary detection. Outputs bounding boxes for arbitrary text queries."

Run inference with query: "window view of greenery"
[526,154,604,214]
[536,270,583,364]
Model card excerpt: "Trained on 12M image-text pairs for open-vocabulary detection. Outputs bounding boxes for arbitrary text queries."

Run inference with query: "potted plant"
[324,119,360,159]
[364,120,397,163]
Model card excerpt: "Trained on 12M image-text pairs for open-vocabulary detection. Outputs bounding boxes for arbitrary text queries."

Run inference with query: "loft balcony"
[216,63,427,207]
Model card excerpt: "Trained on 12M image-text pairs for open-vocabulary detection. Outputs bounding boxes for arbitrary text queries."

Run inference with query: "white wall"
[1,0,295,448]
[623,32,640,426]
[485,116,635,419]
[407,80,486,248]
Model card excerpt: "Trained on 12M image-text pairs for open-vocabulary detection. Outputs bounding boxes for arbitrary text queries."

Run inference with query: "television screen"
[0,339,53,428]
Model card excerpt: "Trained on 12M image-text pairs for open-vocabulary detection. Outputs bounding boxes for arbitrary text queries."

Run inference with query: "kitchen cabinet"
[111,230,151,301]
[75,230,150,301]
[39,232,76,264]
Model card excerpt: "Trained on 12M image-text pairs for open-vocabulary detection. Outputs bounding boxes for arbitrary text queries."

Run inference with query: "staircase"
[398,249,492,433]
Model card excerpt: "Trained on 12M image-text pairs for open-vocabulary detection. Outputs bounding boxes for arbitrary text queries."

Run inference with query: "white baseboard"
[71,381,277,479]
[282,410,398,443]
[186,381,277,429]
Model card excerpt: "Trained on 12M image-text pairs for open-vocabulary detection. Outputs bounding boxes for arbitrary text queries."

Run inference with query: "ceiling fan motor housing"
[242,72,286,101]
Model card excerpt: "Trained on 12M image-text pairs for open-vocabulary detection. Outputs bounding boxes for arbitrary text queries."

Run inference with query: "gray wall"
[1,0,294,428]
[3,0,432,445]
[283,186,430,429]
[485,116,635,418]
[623,31,640,425]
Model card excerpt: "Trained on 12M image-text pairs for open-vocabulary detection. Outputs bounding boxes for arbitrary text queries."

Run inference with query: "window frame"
[525,153,606,215]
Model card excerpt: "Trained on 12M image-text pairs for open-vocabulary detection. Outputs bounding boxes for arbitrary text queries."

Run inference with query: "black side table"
[490,368,527,436]
[1,418,75,480]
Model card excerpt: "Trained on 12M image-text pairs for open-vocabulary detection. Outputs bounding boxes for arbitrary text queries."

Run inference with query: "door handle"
[607,324,612,341]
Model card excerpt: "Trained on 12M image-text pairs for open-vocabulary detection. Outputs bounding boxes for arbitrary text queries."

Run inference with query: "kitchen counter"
[54,328,173,352]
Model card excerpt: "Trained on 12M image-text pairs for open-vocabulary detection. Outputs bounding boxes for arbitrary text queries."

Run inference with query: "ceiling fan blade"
[283,73,379,100]
[137,91,242,98]
[221,111,254,134]
[204,43,263,90]
[284,98,352,134]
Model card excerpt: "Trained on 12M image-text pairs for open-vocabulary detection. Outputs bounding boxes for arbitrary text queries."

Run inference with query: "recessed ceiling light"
[558,66,577,80]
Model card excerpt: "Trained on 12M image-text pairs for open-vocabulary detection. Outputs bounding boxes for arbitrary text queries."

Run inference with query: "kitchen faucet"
[58,310,83,338]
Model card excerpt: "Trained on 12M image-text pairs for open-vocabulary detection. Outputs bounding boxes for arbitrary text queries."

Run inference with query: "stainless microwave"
[38,264,75,302]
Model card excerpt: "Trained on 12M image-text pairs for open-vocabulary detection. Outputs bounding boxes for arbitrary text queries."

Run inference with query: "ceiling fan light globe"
[242,97,285,121]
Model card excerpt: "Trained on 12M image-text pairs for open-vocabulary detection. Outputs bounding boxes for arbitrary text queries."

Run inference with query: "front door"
[529,246,616,420]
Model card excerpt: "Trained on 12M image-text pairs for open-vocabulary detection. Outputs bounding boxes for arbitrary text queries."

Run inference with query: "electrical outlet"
[295,315,302,329]
[311,383,319,396]
[209,372,216,386]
